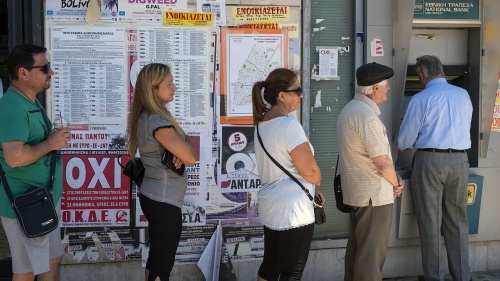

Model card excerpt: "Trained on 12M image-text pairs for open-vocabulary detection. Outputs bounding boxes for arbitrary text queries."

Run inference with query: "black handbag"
[313,194,327,224]
[334,155,351,213]
[118,155,145,187]
[161,150,185,176]
[0,151,59,238]
[257,125,326,225]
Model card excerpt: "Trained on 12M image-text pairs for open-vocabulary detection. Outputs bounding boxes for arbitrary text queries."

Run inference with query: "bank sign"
[414,0,479,20]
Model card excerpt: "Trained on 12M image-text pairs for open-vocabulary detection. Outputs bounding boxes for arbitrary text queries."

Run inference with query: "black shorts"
[258,224,314,281]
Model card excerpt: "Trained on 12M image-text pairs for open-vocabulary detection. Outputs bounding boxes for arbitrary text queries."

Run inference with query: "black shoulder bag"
[118,155,145,187]
[256,125,326,225]
[334,155,351,213]
[0,152,59,238]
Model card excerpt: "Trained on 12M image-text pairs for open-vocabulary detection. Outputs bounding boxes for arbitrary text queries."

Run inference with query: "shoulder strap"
[256,125,314,202]
[0,164,15,205]
[36,100,52,136]
[334,154,339,177]
[0,152,56,200]
[36,102,57,193]
[50,151,56,192]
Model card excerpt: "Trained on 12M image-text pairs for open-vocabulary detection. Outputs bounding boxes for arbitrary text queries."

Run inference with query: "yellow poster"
[163,11,214,26]
[467,183,477,205]
[279,23,298,38]
[234,23,280,29]
[232,6,289,22]
[490,76,500,131]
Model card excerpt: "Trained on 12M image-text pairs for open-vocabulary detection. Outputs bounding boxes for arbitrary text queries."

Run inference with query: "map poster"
[219,27,288,125]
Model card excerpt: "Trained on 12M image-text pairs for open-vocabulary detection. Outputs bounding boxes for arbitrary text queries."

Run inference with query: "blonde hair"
[127,63,185,158]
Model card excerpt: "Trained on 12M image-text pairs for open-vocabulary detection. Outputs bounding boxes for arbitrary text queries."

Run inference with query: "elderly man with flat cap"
[337,62,404,281]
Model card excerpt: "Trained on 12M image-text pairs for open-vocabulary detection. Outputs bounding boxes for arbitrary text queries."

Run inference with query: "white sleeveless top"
[255,117,315,230]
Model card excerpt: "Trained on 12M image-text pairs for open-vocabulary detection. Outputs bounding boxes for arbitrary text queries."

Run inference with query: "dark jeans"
[139,194,182,281]
[258,224,314,281]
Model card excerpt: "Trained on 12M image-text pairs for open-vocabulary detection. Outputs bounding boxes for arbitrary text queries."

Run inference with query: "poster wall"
[44,0,301,266]
[46,0,187,22]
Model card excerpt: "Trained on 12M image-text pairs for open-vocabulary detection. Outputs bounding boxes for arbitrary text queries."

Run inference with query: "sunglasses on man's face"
[24,62,51,74]
[283,87,302,95]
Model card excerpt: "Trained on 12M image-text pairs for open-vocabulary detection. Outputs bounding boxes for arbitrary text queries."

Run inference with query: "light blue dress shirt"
[398,78,472,150]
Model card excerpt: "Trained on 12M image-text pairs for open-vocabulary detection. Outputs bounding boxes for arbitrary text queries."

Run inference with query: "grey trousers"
[411,150,471,281]
[344,202,393,281]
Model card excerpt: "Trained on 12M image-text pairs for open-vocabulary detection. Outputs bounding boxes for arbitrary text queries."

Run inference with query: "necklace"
[272,105,288,117]
[11,84,36,103]
[263,106,288,121]
[11,84,51,136]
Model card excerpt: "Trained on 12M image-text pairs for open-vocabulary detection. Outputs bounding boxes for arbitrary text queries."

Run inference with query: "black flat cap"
[356,62,394,86]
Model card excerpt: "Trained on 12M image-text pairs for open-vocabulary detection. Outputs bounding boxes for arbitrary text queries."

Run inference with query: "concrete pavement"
[384,270,500,280]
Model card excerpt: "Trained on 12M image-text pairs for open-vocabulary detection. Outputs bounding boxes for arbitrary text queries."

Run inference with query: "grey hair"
[355,80,389,95]
[415,55,445,79]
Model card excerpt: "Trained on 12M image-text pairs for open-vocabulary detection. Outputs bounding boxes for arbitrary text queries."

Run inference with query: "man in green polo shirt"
[0,44,71,281]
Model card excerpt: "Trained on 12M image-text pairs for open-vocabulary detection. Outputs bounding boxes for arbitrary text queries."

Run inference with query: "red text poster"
[61,151,130,227]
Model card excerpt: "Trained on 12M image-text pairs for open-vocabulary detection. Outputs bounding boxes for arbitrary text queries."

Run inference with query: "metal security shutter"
[6,0,45,105]
[303,0,355,238]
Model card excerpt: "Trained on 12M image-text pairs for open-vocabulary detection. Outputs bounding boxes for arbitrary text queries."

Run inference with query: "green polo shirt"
[0,87,63,218]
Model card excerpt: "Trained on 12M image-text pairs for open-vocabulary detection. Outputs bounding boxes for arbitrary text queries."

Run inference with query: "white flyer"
[48,26,127,132]
[197,0,226,26]
[318,47,339,79]
[119,0,188,20]
[137,26,211,126]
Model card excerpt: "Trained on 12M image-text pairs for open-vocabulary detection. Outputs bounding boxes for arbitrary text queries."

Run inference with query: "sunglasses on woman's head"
[23,62,51,74]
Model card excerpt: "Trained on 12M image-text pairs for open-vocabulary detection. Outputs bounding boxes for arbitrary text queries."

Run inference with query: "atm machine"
[394,0,489,238]
[396,2,482,169]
